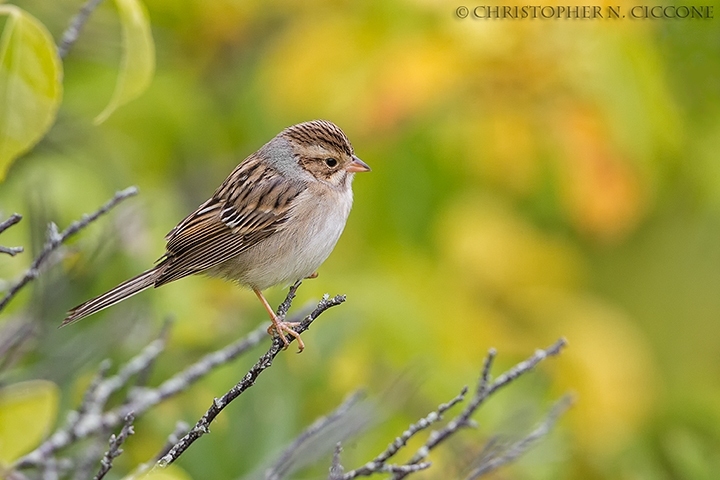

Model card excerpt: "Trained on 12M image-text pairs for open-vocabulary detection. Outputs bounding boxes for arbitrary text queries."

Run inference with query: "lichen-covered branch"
[392,338,568,479]
[13,319,260,470]
[93,413,135,480]
[324,339,569,480]
[11,282,345,476]
[156,288,347,467]
[339,388,467,479]
[126,421,190,480]
[0,186,138,312]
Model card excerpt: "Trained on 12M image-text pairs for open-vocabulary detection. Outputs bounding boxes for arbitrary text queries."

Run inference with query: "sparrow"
[62,120,370,352]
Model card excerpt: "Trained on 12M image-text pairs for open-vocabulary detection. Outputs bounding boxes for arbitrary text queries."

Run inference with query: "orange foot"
[267,320,304,353]
[305,272,319,279]
[253,287,306,353]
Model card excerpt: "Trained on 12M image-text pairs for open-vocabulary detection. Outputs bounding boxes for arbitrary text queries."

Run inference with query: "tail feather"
[61,268,161,327]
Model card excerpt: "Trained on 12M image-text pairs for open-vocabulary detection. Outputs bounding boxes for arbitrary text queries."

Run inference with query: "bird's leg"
[305,272,318,279]
[253,287,304,353]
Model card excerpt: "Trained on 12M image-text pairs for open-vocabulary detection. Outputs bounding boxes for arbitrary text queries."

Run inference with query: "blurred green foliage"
[1,0,720,478]
[0,4,61,180]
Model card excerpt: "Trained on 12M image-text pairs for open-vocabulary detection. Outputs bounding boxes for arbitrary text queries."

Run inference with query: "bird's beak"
[346,155,371,173]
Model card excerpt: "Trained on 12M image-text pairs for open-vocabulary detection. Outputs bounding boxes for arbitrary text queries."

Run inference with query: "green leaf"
[95,0,155,124]
[0,5,62,181]
[0,380,59,464]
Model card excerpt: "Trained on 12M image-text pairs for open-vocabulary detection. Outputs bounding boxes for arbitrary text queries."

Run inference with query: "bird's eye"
[324,158,338,168]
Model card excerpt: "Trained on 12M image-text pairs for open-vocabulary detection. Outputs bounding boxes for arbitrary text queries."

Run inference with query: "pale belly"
[207,188,352,290]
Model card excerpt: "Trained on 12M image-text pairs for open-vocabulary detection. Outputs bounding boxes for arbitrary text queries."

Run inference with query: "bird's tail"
[61,268,161,327]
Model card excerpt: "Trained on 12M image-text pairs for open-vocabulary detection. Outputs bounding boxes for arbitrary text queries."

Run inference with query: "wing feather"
[155,156,305,286]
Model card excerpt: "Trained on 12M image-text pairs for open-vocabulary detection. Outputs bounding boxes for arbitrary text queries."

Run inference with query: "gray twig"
[40,457,59,480]
[0,186,138,313]
[328,443,344,480]
[0,213,23,256]
[156,289,346,467]
[58,0,106,59]
[0,213,22,234]
[391,338,568,480]
[71,440,107,480]
[126,421,190,480]
[467,395,574,479]
[12,283,343,473]
[93,413,135,480]
[13,334,158,470]
[266,390,365,480]
[341,388,467,479]
[0,245,24,256]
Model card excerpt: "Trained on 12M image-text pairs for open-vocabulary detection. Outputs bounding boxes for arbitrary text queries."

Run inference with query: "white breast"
[211,185,354,290]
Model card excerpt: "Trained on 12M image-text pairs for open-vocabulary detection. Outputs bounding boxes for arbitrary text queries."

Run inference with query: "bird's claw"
[268,320,304,353]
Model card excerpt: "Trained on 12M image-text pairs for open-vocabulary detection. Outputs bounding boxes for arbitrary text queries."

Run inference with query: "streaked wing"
[155,156,305,286]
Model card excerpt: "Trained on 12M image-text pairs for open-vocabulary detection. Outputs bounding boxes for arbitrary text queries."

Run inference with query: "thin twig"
[72,440,107,480]
[30,321,167,469]
[467,395,574,478]
[93,413,135,480]
[341,388,467,479]
[58,0,106,59]
[0,213,23,256]
[40,457,59,480]
[328,443,344,480]
[15,323,266,469]
[0,245,23,256]
[392,338,568,480]
[266,390,365,480]
[0,213,22,235]
[156,291,346,467]
[126,421,190,480]
[112,321,269,422]
[13,285,342,471]
[0,186,138,313]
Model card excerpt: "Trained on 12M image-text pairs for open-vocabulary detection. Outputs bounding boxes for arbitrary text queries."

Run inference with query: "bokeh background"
[2,0,720,478]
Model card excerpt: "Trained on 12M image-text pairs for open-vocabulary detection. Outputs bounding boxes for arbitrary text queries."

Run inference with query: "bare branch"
[0,245,23,256]
[13,283,345,474]
[13,328,164,470]
[13,321,265,469]
[126,421,190,480]
[156,290,346,467]
[93,413,135,480]
[328,443,344,480]
[383,464,432,475]
[0,213,23,256]
[90,336,167,415]
[41,457,59,480]
[341,387,467,479]
[115,321,268,420]
[0,186,138,312]
[266,390,365,480]
[71,440,107,480]
[276,280,302,318]
[58,0,106,59]
[466,394,574,479]
[392,338,568,480]
[0,213,22,235]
